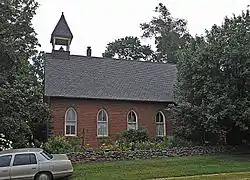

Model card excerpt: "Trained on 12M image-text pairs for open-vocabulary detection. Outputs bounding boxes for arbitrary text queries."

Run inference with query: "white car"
[0,148,73,180]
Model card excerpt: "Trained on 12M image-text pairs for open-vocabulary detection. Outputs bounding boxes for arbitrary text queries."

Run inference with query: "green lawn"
[167,172,250,179]
[72,154,250,180]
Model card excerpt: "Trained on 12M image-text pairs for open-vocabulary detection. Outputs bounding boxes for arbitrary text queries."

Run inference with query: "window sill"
[65,134,77,137]
[97,135,109,138]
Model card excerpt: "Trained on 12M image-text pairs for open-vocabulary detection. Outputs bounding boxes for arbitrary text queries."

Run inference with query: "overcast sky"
[33,0,250,57]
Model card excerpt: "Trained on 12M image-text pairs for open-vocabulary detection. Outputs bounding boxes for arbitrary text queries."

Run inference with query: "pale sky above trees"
[33,0,250,57]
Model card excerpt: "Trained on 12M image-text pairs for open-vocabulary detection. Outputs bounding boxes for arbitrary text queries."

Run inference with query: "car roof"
[0,148,43,155]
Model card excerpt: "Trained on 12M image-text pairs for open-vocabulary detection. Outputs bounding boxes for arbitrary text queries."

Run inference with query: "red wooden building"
[44,13,177,147]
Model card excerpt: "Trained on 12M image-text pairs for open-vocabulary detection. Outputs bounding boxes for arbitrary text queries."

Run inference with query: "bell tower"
[50,12,73,52]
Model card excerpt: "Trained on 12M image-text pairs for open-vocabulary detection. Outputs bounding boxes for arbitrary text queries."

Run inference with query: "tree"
[141,3,192,63]
[29,51,50,145]
[0,0,50,148]
[0,0,39,81]
[174,10,250,144]
[103,36,153,61]
[30,51,45,85]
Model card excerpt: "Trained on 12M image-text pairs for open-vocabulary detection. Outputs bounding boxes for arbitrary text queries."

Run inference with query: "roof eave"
[45,95,175,104]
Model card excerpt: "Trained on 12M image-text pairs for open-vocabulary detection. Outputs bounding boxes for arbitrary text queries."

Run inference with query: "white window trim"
[156,111,166,137]
[97,109,109,137]
[65,108,77,137]
[127,110,138,130]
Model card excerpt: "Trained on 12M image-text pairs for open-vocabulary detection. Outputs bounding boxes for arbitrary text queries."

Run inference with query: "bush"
[97,137,115,147]
[42,136,82,154]
[68,137,82,152]
[167,136,193,148]
[120,129,149,143]
[114,130,171,151]
[0,134,12,151]
[131,137,168,150]
[133,141,156,150]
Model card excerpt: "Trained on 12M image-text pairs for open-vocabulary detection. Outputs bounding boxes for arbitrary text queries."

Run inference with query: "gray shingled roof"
[50,13,73,42]
[45,53,177,102]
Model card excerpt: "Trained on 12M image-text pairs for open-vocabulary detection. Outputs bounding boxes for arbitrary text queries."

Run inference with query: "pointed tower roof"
[50,12,73,43]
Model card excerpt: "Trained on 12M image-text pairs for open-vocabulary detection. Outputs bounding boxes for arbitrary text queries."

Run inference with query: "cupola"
[50,12,73,52]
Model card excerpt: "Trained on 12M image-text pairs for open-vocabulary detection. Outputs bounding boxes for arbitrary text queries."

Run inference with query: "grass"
[72,154,250,180]
[164,172,250,179]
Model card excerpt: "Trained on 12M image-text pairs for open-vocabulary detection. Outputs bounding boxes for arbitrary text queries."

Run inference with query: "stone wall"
[67,146,234,164]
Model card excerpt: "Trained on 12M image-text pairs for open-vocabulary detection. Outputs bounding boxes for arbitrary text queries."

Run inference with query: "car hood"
[52,154,69,161]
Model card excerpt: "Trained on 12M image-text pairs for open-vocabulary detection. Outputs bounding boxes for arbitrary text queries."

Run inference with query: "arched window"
[156,111,166,136]
[65,108,77,136]
[97,109,108,137]
[127,110,138,130]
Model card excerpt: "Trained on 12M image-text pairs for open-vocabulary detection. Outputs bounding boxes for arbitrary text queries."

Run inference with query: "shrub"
[132,137,168,151]
[42,136,85,153]
[114,130,173,151]
[42,136,72,154]
[97,137,115,147]
[118,142,133,151]
[133,141,155,150]
[120,129,149,143]
[0,134,12,151]
[68,137,83,152]
[167,136,193,148]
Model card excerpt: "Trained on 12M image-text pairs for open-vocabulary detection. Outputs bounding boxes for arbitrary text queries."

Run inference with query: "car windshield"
[40,151,53,160]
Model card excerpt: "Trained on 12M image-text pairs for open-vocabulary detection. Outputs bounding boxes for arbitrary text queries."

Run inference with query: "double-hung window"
[127,110,138,130]
[156,111,166,136]
[65,108,77,136]
[97,109,108,137]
